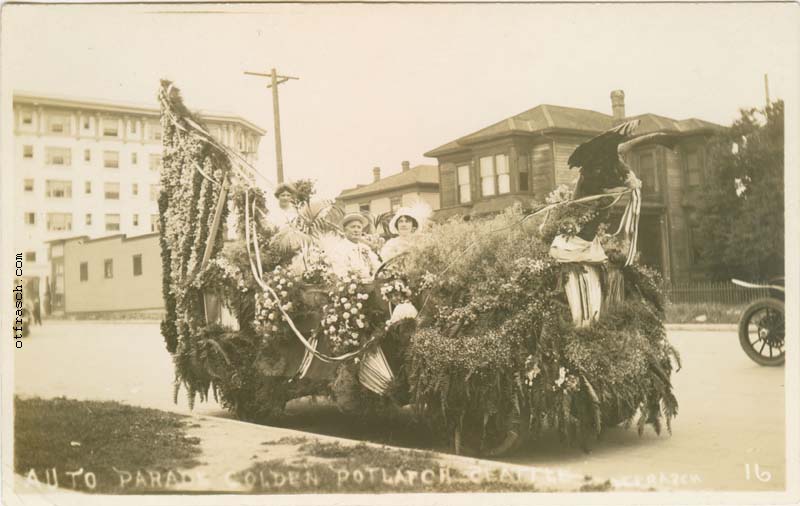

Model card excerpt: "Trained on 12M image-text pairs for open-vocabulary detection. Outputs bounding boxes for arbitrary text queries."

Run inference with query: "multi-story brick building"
[13,92,265,308]
[424,90,724,282]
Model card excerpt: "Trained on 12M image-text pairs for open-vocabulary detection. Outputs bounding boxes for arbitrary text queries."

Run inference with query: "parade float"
[158,81,680,457]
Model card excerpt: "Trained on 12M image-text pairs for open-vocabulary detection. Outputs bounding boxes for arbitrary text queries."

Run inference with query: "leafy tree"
[293,178,316,204]
[694,100,784,281]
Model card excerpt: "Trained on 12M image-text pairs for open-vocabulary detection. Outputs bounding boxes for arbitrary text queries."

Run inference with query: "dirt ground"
[13,321,786,491]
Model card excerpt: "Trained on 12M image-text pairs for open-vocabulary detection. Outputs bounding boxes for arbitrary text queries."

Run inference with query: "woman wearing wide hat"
[380,202,430,261]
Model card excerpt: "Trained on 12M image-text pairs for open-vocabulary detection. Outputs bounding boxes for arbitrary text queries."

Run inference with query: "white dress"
[380,236,414,262]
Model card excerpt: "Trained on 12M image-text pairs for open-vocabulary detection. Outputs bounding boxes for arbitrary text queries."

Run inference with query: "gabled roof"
[424,104,725,157]
[338,164,439,200]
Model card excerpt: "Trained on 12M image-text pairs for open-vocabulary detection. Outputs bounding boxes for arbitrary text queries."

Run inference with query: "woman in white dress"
[379,204,430,262]
[269,182,299,229]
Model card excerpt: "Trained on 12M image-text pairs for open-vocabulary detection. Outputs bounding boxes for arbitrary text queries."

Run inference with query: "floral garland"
[253,266,304,346]
[321,273,373,355]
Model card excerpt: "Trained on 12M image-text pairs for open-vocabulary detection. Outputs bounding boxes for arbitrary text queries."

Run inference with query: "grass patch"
[665,303,744,324]
[261,435,309,446]
[233,440,544,493]
[15,396,201,494]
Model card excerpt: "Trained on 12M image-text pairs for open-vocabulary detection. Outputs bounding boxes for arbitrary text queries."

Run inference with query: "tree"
[694,100,784,281]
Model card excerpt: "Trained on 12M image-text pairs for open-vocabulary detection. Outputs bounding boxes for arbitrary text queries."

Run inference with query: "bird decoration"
[566,119,681,242]
[568,119,681,199]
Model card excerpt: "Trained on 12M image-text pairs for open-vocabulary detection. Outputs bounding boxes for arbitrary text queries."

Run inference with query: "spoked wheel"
[738,298,785,366]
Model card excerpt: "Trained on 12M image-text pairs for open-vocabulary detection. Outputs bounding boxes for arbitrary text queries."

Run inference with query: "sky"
[2,2,798,198]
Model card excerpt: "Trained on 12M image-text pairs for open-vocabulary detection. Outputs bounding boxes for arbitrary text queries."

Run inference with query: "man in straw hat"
[326,212,381,281]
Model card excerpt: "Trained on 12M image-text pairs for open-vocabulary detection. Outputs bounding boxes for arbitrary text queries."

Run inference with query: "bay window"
[479,154,510,197]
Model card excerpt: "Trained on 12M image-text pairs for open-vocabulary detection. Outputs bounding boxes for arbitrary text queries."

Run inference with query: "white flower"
[388,302,418,324]
[356,302,362,309]
[329,326,336,333]
[340,297,347,303]
[350,308,358,315]
[356,320,365,329]
[280,291,288,298]
[344,303,352,310]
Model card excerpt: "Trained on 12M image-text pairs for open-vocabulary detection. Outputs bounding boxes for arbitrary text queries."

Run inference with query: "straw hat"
[341,212,369,229]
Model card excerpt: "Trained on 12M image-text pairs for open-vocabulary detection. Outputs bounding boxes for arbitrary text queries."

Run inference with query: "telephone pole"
[244,68,299,184]
[764,73,770,108]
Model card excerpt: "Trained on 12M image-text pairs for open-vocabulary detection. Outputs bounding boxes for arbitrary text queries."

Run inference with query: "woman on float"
[269,182,299,229]
[379,203,430,263]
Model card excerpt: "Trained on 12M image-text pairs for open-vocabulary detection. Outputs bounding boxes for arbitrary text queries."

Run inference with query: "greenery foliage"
[401,207,678,450]
[159,82,678,453]
[694,100,784,281]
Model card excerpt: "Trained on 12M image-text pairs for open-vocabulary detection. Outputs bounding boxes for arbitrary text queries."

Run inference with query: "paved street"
[14,321,786,491]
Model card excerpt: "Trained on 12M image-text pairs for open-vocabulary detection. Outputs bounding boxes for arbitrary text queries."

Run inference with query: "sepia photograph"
[1,2,798,505]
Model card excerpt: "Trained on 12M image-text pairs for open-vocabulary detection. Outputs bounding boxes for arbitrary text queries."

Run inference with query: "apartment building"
[13,92,265,306]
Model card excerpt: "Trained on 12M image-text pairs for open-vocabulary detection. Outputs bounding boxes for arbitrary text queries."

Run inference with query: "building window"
[48,114,70,134]
[130,121,138,134]
[84,149,91,162]
[149,154,162,171]
[24,179,34,192]
[86,213,92,226]
[151,215,160,232]
[105,213,120,232]
[46,213,72,232]
[479,154,510,197]
[104,259,113,279]
[457,164,471,204]
[80,262,88,282]
[45,147,72,166]
[133,254,143,276]
[104,182,120,200]
[390,196,402,212]
[103,151,119,168]
[150,184,161,202]
[359,203,371,213]
[133,214,139,227]
[24,212,36,226]
[132,183,139,196]
[638,152,659,194]
[148,123,162,141]
[85,181,92,194]
[102,118,119,137]
[518,154,530,192]
[22,110,33,125]
[686,150,702,187]
[45,180,73,199]
[25,251,36,263]
[83,117,91,130]
[131,152,138,165]
[23,145,33,159]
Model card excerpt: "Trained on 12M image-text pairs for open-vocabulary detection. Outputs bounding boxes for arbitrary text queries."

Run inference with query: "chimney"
[401,160,410,172]
[610,90,626,125]
[372,166,381,183]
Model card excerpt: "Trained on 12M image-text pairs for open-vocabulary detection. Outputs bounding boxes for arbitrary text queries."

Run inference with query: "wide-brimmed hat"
[273,182,298,198]
[341,212,369,229]
[388,207,420,235]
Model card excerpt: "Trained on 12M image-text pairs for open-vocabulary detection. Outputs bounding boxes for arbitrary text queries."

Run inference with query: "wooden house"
[424,90,724,282]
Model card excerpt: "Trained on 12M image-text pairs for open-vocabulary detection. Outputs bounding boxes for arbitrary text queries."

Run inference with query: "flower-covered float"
[158,81,680,457]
